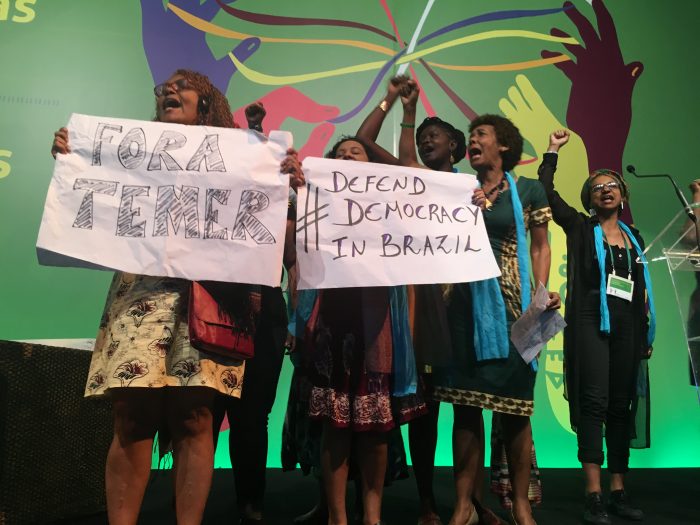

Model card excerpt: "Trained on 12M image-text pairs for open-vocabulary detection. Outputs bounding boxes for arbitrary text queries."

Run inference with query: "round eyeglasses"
[153,78,190,97]
[591,181,620,193]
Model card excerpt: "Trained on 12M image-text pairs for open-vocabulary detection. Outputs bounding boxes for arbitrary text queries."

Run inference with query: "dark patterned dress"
[308,287,427,431]
[432,176,552,414]
[282,288,410,484]
[85,273,245,398]
[431,176,552,509]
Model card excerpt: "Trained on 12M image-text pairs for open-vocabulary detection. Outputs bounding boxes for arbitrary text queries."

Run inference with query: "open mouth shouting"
[161,96,182,112]
[419,143,434,156]
[468,146,482,163]
[600,193,616,204]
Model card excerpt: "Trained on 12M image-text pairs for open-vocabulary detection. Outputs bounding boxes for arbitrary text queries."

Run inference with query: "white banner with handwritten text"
[296,157,500,289]
[36,113,291,286]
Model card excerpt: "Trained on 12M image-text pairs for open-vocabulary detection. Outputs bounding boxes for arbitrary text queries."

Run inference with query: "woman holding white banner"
[298,135,428,525]
[395,80,560,525]
[538,130,654,524]
[51,69,303,525]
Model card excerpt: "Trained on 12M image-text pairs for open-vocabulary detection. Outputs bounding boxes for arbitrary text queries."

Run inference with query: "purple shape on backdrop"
[140,0,260,93]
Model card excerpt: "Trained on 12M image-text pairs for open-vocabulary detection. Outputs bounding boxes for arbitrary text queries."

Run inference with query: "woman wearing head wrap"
[538,130,654,525]
[356,77,473,525]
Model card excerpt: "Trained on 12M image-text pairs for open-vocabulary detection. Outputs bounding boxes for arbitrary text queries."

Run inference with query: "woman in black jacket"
[538,130,655,525]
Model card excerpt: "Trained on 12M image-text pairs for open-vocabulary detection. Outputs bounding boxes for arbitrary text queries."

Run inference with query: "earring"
[450,154,455,164]
[620,201,624,210]
[589,208,597,216]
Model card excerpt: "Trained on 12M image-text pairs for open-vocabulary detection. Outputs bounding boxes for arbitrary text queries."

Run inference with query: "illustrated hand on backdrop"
[233,87,339,160]
[141,0,259,94]
[541,0,643,172]
[142,3,342,161]
[499,74,588,210]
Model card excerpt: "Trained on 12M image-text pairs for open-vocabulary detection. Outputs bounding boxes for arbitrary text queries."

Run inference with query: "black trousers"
[576,294,637,473]
[214,287,287,512]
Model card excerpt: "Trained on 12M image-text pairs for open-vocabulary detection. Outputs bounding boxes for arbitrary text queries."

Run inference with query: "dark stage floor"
[67,468,698,525]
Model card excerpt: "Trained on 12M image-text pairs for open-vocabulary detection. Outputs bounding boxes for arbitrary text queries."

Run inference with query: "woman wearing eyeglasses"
[51,69,303,525]
[538,130,655,525]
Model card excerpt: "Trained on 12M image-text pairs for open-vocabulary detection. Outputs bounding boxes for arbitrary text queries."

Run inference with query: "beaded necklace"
[484,176,506,211]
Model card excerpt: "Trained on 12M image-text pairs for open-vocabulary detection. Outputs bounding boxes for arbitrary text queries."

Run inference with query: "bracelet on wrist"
[545,150,559,155]
[379,100,389,112]
[400,122,415,128]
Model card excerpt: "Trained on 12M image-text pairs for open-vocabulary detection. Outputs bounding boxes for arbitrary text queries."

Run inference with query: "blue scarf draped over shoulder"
[593,222,656,346]
[470,172,536,370]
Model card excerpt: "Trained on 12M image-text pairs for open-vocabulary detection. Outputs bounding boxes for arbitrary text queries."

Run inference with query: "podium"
[643,202,700,393]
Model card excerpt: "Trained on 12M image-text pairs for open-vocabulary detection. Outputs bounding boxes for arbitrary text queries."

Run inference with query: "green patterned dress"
[432,176,552,415]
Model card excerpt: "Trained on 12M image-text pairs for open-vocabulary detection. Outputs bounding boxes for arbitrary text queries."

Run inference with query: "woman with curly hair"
[51,69,303,525]
[390,78,558,525]
[447,113,559,525]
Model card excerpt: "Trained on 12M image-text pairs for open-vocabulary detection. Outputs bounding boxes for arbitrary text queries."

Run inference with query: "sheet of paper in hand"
[295,157,500,289]
[511,283,567,364]
[36,113,292,287]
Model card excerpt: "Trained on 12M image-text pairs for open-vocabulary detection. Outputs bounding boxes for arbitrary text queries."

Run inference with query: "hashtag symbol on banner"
[297,184,329,253]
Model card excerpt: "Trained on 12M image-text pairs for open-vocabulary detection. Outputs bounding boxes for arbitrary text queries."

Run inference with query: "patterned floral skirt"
[84,273,245,398]
[282,356,409,484]
[307,287,426,432]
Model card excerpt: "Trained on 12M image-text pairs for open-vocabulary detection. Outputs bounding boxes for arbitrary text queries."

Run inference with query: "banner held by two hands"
[295,157,500,289]
[36,113,292,287]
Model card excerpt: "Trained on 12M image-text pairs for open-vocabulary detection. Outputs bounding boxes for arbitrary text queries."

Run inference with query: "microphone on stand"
[626,165,696,222]
[626,165,700,259]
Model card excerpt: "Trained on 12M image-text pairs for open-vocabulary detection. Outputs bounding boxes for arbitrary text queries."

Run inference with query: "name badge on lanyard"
[604,229,634,302]
[606,273,634,301]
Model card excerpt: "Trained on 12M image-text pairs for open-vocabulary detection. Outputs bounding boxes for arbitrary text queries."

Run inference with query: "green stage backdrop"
[1,0,699,469]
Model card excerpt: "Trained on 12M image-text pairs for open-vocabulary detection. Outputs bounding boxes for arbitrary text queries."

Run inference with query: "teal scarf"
[389,286,418,396]
[292,289,318,339]
[470,172,535,369]
[593,222,656,346]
